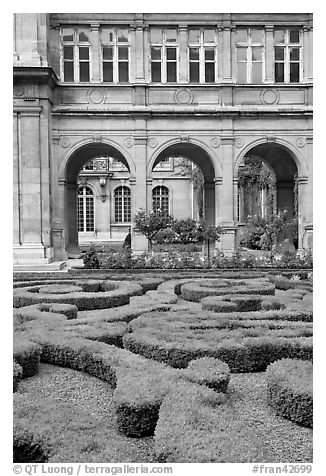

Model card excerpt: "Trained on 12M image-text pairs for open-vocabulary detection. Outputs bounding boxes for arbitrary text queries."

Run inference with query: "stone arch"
[60,139,134,257]
[234,137,308,178]
[149,139,220,226]
[58,137,136,182]
[234,138,305,251]
[147,137,222,179]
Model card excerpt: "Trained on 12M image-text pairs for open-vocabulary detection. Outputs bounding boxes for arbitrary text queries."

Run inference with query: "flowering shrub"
[99,249,312,270]
[240,213,297,251]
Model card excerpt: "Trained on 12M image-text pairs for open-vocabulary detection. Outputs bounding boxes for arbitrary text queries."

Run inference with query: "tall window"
[61,27,90,82]
[188,28,217,83]
[150,28,178,83]
[114,186,131,222]
[274,29,302,83]
[236,28,264,83]
[152,186,169,214]
[78,186,94,232]
[101,27,130,83]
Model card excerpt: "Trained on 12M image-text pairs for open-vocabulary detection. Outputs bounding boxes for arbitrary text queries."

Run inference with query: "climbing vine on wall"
[238,156,274,220]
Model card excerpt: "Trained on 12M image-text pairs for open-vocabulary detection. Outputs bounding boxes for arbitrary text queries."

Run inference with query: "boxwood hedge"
[266,358,313,428]
[13,280,143,310]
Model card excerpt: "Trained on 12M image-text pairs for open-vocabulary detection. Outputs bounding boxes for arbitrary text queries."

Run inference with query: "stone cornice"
[13,67,59,89]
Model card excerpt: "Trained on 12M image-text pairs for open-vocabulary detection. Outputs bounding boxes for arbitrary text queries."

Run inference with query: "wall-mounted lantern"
[99,171,114,202]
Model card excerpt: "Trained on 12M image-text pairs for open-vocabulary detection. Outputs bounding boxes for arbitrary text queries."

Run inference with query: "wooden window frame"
[188,28,218,83]
[235,28,265,84]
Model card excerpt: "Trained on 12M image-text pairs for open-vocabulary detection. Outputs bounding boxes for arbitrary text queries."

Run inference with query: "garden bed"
[13,271,313,463]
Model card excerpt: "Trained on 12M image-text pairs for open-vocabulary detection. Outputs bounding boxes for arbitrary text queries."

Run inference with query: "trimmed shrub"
[266,359,313,428]
[135,277,165,292]
[154,381,265,463]
[17,303,78,320]
[124,332,312,372]
[38,284,82,294]
[124,308,312,371]
[201,294,262,313]
[13,280,143,310]
[181,278,275,302]
[13,338,41,378]
[13,361,23,392]
[13,425,49,463]
[181,357,230,392]
[261,297,286,311]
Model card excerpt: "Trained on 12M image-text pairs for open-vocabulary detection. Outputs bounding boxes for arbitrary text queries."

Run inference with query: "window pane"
[290,29,300,43]
[189,62,199,82]
[101,28,114,43]
[79,62,90,82]
[189,29,200,43]
[79,29,89,42]
[118,47,129,60]
[252,62,262,83]
[167,62,177,82]
[62,28,74,42]
[236,29,247,43]
[251,29,263,43]
[236,62,247,83]
[117,28,129,42]
[275,63,284,82]
[274,30,285,43]
[290,63,299,82]
[151,62,161,82]
[252,47,262,61]
[64,46,74,60]
[237,47,247,62]
[64,62,74,82]
[151,46,161,60]
[167,47,176,60]
[189,47,199,60]
[275,47,284,61]
[151,28,162,43]
[79,47,89,60]
[205,63,215,83]
[166,29,177,42]
[290,47,300,61]
[205,47,215,61]
[103,62,113,82]
[118,62,129,82]
[103,46,113,61]
[204,29,215,43]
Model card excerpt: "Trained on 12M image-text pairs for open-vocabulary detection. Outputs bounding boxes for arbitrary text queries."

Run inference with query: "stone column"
[296,175,308,252]
[65,181,79,258]
[179,25,188,83]
[265,25,274,83]
[220,136,236,255]
[90,22,101,82]
[146,178,153,211]
[214,176,223,251]
[132,127,148,252]
[203,181,215,226]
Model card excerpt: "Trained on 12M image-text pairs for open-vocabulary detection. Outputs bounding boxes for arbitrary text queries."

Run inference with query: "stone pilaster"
[179,25,188,83]
[265,25,274,83]
[220,136,236,255]
[132,128,148,252]
[90,22,101,82]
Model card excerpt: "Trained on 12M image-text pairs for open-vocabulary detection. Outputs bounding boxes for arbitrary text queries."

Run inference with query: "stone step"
[13,261,67,272]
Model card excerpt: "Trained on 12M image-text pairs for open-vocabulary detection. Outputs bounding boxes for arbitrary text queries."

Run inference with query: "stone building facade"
[13,13,313,263]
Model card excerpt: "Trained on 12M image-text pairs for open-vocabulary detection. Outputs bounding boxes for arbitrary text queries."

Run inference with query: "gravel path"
[16,364,156,463]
